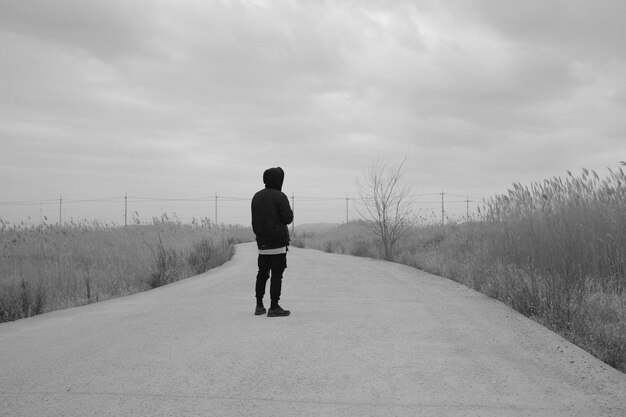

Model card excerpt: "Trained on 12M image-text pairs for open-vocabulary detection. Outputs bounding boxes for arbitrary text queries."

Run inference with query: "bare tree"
[357,159,413,261]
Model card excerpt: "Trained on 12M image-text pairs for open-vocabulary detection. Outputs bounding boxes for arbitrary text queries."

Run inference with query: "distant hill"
[293,222,338,235]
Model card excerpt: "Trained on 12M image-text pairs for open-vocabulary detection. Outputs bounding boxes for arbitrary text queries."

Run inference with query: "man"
[251,167,294,317]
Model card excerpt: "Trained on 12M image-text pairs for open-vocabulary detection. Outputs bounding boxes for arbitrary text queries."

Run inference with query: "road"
[1,242,625,416]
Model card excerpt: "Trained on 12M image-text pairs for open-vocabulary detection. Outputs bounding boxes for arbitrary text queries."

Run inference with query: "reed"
[0,217,253,323]
[472,166,626,370]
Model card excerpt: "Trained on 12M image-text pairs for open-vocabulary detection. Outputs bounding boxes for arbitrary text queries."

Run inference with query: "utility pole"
[346,194,349,223]
[124,193,128,227]
[466,195,470,218]
[440,190,445,226]
[214,193,218,225]
[59,194,62,226]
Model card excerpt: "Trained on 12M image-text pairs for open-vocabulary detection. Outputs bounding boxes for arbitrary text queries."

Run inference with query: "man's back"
[251,167,293,250]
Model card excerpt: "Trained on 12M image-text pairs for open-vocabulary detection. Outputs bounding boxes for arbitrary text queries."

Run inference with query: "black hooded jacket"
[251,167,294,250]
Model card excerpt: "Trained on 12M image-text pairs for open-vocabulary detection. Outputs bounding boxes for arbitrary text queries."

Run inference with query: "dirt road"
[1,242,625,416]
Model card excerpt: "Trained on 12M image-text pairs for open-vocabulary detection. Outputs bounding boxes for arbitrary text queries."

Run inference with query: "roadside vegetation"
[0,215,253,323]
[294,165,626,373]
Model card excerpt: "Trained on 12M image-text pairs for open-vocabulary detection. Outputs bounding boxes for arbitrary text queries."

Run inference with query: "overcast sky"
[1,0,625,226]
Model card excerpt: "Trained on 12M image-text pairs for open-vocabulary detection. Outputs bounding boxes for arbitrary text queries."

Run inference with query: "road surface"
[1,242,625,416]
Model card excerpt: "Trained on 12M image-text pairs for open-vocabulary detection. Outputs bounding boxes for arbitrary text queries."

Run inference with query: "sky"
[1,0,625,226]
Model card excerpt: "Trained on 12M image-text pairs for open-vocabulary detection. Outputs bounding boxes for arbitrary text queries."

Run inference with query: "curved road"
[1,243,625,416]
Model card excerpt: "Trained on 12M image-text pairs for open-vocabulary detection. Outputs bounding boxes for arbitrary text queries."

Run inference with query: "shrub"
[0,278,46,322]
[350,239,377,258]
[187,238,235,275]
[146,238,183,289]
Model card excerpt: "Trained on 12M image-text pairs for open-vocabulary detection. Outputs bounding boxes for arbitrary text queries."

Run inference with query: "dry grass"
[0,216,254,323]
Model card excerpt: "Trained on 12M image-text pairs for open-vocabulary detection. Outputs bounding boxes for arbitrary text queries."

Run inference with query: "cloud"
[0,0,160,61]
[1,0,626,224]
[460,0,626,61]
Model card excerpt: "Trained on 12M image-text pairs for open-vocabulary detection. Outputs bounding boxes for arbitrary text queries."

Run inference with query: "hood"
[263,167,285,191]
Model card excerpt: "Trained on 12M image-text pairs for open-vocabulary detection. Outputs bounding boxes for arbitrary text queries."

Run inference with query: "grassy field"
[294,166,626,373]
[0,216,254,323]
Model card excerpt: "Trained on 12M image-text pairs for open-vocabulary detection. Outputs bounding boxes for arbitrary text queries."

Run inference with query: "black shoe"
[255,306,267,316]
[267,305,290,317]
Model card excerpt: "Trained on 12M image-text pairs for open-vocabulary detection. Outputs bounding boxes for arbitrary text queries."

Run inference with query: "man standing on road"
[251,167,293,317]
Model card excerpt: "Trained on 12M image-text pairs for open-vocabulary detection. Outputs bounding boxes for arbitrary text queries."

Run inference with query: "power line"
[1,190,483,227]
[0,194,482,206]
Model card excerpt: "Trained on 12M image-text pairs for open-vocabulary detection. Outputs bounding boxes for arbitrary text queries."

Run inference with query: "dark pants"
[255,254,287,306]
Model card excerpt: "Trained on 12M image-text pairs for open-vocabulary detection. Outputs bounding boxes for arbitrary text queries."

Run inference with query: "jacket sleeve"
[277,193,294,225]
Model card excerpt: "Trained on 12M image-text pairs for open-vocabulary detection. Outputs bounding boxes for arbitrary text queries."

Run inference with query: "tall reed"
[0,217,253,323]
[481,166,626,322]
